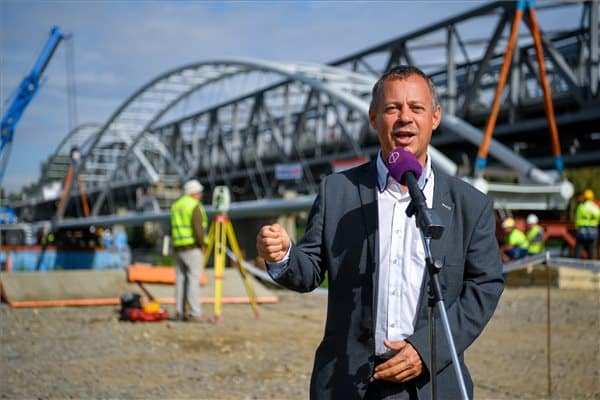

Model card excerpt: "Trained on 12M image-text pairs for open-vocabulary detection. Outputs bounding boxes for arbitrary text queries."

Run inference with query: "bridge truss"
[15,0,599,221]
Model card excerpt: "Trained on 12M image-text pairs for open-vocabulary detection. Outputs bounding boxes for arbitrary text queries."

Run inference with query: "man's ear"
[368,107,376,129]
[432,105,442,130]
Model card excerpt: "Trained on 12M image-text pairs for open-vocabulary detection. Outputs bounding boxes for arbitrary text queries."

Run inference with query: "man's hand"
[256,224,291,263]
[373,340,424,383]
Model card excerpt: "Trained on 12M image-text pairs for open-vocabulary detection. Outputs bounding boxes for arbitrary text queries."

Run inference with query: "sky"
[0,0,577,194]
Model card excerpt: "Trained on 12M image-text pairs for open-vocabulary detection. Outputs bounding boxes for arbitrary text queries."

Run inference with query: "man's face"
[369,74,441,166]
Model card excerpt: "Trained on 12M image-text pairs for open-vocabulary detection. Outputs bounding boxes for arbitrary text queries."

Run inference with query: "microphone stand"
[404,174,469,400]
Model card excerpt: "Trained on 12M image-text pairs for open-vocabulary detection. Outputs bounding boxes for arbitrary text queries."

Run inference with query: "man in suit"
[256,66,504,399]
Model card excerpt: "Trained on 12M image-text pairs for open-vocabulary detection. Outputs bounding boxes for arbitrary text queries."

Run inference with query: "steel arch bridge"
[18,0,599,222]
[40,123,101,185]
[57,59,387,218]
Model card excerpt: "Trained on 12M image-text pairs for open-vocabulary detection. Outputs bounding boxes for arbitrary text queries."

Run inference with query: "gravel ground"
[1,287,599,399]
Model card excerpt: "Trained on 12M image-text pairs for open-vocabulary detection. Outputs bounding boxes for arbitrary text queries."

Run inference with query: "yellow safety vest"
[170,195,208,248]
[507,229,528,250]
[526,225,544,254]
[575,200,600,228]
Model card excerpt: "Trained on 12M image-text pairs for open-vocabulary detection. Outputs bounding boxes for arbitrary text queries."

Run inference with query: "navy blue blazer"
[271,160,505,400]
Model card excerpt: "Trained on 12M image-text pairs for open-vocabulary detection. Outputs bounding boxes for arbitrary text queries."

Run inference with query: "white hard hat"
[526,214,539,225]
[183,179,204,195]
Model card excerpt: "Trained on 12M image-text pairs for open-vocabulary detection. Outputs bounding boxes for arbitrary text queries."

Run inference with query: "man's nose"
[396,108,412,123]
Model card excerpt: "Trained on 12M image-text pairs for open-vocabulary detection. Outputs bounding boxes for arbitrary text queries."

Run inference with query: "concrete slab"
[0,268,277,307]
[558,267,600,290]
[0,270,135,303]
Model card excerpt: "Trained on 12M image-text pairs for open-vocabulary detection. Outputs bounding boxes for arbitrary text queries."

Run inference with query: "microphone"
[386,147,444,239]
[386,146,425,208]
[386,146,423,184]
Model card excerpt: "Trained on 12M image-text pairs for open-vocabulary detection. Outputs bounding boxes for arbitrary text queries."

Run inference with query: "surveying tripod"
[202,213,260,322]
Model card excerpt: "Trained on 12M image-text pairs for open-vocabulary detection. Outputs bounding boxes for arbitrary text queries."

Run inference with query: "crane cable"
[65,36,78,133]
[59,34,90,218]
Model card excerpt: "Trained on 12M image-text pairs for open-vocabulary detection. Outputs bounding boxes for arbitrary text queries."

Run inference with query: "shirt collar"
[376,150,432,193]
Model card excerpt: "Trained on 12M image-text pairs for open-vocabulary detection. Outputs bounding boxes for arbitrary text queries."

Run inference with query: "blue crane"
[0,26,68,186]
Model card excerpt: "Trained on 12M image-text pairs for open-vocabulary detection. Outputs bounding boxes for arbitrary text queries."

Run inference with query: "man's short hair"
[184,179,204,195]
[370,65,440,111]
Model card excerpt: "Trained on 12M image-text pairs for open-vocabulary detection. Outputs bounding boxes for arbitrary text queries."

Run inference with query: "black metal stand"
[406,199,469,400]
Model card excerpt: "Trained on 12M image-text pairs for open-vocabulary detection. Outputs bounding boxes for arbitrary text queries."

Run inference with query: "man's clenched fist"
[256,223,291,263]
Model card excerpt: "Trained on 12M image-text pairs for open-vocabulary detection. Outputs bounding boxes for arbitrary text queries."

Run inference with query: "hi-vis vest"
[507,229,528,250]
[526,225,544,254]
[170,195,209,248]
[575,200,600,228]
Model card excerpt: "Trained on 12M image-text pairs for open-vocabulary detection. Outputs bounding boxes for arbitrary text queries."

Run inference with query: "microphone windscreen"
[386,147,422,184]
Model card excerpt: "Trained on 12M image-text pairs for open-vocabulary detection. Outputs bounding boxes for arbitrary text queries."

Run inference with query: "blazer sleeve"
[269,179,328,292]
[407,195,505,375]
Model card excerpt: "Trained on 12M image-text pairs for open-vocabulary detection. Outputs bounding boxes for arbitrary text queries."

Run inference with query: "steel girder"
[39,123,101,185]
[330,1,599,171]
[330,1,599,109]
[46,1,595,220]
[56,59,392,217]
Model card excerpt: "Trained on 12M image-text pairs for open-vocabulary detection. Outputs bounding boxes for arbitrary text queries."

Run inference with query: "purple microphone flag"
[386,147,422,184]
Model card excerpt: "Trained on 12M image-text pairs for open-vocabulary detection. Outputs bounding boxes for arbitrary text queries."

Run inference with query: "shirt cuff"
[266,243,292,279]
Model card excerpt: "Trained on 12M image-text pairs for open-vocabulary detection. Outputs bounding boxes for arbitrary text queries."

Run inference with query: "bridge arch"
[39,122,102,192]
[57,54,573,218]
[59,58,381,217]
[24,0,591,222]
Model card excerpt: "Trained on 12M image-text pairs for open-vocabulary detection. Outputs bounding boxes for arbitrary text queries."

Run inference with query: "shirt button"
[392,259,397,264]
[395,229,399,234]
[390,323,395,328]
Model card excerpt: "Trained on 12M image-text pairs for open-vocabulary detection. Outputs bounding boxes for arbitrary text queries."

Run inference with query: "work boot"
[169,313,186,322]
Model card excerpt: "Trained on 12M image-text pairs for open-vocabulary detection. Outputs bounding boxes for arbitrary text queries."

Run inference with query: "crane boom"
[0,26,68,186]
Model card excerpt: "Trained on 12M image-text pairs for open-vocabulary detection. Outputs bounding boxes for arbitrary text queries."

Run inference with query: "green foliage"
[154,254,174,266]
[565,166,600,197]
[320,272,329,289]
[295,215,307,241]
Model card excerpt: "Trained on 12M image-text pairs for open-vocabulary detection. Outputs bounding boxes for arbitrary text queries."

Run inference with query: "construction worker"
[574,189,600,259]
[525,214,545,255]
[500,217,529,262]
[39,223,54,246]
[170,179,210,322]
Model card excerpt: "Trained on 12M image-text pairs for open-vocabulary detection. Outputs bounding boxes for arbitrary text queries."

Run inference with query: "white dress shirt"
[374,152,434,356]
[267,153,435,357]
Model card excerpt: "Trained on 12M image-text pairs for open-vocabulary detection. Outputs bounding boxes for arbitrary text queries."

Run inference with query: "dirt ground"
[1,287,599,400]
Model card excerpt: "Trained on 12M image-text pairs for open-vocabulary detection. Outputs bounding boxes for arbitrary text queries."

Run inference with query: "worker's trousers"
[174,248,204,317]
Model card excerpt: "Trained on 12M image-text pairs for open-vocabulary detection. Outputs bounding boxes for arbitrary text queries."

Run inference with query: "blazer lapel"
[429,168,454,259]
[417,167,454,323]
[357,160,378,274]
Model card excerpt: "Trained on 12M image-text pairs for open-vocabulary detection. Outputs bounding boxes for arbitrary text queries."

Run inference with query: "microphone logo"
[388,151,400,165]
[386,146,422,183]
